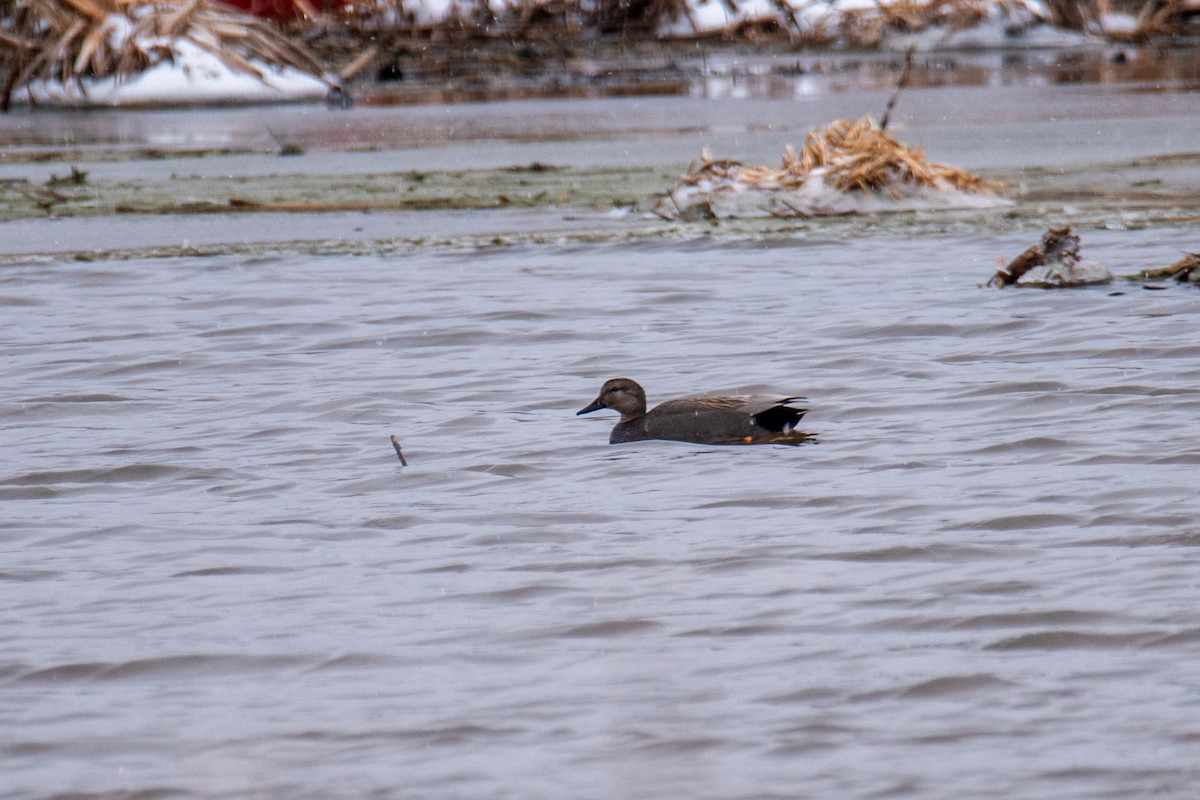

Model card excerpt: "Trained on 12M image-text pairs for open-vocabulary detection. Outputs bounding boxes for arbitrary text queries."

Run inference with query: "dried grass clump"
[311,0,1200,51]
[662,0,1041,46]
[305,0,586,80]
[682,115,997,199]
[0,0,326,109]
[831,0,997,46]
[1115,0,1200,40]
[791,115,994,196]
[588,0,691,34]
[316,0,688,44]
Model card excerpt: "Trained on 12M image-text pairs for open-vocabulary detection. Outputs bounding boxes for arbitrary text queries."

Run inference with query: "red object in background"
[218,0,348,20]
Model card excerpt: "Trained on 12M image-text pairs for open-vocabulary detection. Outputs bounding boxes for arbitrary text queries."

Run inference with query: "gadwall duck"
[577,377,810,445]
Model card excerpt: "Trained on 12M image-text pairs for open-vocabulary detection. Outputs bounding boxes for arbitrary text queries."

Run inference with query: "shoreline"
[2,49,1198,261]
[2,150,1198,261]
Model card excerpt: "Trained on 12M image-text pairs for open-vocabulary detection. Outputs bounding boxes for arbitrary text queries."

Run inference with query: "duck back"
[611,395,807,445]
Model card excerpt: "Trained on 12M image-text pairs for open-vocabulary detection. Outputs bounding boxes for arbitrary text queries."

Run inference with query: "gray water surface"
[3,229,1200,799]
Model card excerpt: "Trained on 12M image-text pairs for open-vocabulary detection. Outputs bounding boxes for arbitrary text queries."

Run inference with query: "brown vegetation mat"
[1101,0,1200,41]
[0,0,327,109]
[681,115,998,199]
[301,0,1200,77]
[4,0,1196,108]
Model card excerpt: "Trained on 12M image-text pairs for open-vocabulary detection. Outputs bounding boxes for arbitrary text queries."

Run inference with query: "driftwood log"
[1130,252,1200,284]
[990,228,1199,290]
[988,225,1080,287]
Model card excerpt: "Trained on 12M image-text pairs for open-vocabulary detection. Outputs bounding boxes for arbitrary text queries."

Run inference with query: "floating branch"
[988,225,1078,287]
[988,225,1112,288]
[390,434,407,466]
[1126,252,1200,284]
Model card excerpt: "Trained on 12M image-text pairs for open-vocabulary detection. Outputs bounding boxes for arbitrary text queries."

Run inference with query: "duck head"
[577,378,648,423]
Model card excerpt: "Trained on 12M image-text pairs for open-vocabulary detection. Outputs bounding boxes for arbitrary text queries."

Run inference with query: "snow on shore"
[16,36,328,107]
[8,0,1097,109]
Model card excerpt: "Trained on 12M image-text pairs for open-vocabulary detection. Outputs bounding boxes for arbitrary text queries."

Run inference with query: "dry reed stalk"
[161,0,202,35]
[390,435,408,466]
[1,0,327,109]
[337,43,377,80]
[60,0,110,22]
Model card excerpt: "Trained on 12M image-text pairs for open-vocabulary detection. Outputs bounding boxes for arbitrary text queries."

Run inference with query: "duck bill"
[577,398,607,416]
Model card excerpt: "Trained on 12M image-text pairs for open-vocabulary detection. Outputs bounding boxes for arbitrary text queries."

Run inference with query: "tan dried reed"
[683,115,998,198]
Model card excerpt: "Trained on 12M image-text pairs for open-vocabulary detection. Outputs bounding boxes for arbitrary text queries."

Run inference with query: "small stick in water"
[390,435,408,466]
[879,45,916,132]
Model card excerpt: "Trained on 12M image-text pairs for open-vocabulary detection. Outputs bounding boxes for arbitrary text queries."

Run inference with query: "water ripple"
[2,230,1199,800]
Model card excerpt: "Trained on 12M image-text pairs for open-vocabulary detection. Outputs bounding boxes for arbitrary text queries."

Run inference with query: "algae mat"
[2,151,1199,262]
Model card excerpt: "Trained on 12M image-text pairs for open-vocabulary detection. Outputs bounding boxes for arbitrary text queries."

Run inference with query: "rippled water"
[4,227,1200,799]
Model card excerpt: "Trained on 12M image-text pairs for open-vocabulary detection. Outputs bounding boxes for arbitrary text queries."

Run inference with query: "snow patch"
[664,172,1010,219]
[14,34,327,108]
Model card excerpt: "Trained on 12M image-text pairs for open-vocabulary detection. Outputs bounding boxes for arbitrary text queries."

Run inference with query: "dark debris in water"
[988,224,1111,288]
[390,435,408,466]
[988,226,1200,290]
[1128,252,1200,285]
